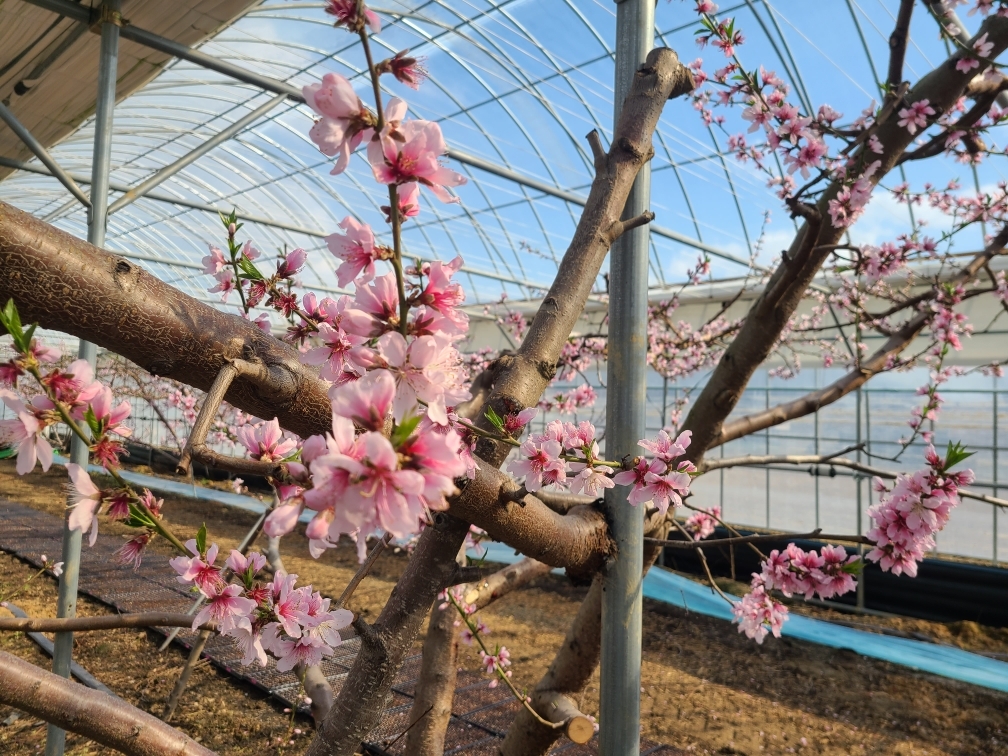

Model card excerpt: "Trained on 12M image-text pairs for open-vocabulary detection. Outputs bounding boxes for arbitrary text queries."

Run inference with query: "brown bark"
[0,649,214,756]
[406,600,460,756]
[0,200,331,440]
[503,20,1008,754]
[453,462,611,578]
[0,613,216,632]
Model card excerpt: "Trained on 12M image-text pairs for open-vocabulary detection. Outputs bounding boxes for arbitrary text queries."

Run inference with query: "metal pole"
[855,388,865,612]
[0,101,91,207]
[45,2,119,754]
[600,2,653,753]
[994,389,999,564]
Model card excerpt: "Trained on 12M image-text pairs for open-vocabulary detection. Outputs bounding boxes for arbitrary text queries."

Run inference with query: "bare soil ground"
[1,460,1007,755]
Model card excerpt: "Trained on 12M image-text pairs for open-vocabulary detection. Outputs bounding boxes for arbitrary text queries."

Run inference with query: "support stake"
[600,2,654,754]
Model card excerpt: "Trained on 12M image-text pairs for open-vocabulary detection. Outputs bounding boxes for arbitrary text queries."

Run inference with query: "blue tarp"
[50,458,1007,693]
[471,542,1008,694]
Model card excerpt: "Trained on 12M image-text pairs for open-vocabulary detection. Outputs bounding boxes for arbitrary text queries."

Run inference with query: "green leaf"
[0,446,16,460]
[391,413,423,448]
[196,523,208,556]
[84,405,101,437]
[236,256,263,281]
[842,557,864,576]
[484,406,505,433]
[943,440,973,472]
[0,298,26,350]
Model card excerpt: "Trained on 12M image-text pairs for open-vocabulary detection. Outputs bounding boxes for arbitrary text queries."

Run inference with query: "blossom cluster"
[865,443,973,577]
[507,419,615,497]
[733,543,858,643]
[733,444,973,643]
[170,538,352,671]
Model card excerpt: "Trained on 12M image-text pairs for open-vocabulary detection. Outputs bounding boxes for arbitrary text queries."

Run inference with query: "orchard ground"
[0,460,1006,756]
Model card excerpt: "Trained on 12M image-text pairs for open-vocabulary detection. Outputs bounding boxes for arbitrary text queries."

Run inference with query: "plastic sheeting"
[472,543,1008,695]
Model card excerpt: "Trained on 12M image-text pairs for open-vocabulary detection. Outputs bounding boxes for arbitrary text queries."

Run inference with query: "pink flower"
[270,571,305,638]
[277,247,306,279]
[506,437,565,492]
[417,256,469,335]
[264,502,303,539]
[367,119,466,203]
[303,73,374,175]
[237,418,297,463]
[569,462,615,497]
[330,368,396,430]
[389,182,421,221]
[0,390,53,475]
[324,0,381,33]
[386,50,427,90]
[66,463,102,546]
[613,457,658,505]
[638,429,692,462]
[335,432,427,537]
[326,217,380,286]
[301,321,366,381]
[342,272,401,336]
[226,550,267,578]
[641,468,691,513]
[732,579,788,644]
[114,533,151,571]
[684,505,721,540]
[365,332,470,423]
[209,268,237,302]
[202,245,226,275]
[896,99,935,135]
[227,624,267,667]
[170,540,224,596]
[270,633,333,673]
[192,583,257,634]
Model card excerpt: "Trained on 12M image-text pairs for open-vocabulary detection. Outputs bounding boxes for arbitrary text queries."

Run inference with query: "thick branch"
[452,462,610,578]
[888,0,915,89]
[463,556,552,610]
[0,650,214,756]
[716,227,1008,446]
[0,201,332,439]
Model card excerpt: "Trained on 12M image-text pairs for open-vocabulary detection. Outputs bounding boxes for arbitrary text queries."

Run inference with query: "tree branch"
[645,529,871,549]
[681,15,1008,462]
[888,0,915,90]
[176,359,268,474]
[0,613,217,633]
[0,202,332,440]
[715,227,1008,447]
[0,650,214,756]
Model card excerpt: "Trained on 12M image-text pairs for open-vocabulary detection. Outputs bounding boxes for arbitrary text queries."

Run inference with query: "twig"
[338,533,393,607]
[162,628,211,722]
[383,704,434,751]
[177,361,240,474]
[0,612,218,633]
[670,519,735,606]
[646,529,871,549]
